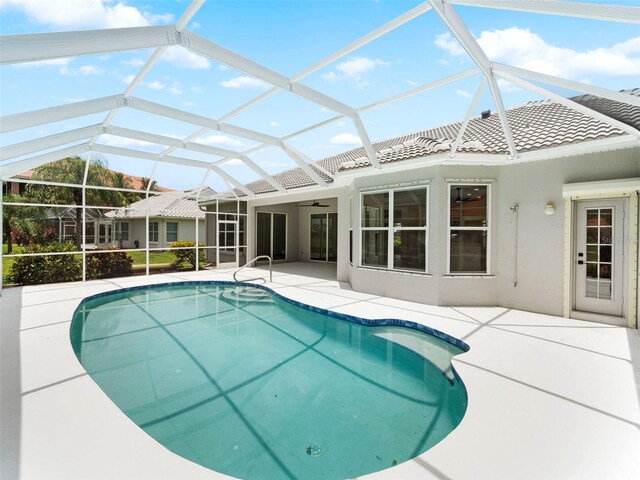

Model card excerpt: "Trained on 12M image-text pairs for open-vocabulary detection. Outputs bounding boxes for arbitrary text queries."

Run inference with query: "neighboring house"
[107,188,215,249]
[204,89,640,328]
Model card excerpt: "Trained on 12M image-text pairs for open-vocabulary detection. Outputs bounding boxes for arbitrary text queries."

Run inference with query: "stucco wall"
[126,218,205,249]
[347,147,640,314]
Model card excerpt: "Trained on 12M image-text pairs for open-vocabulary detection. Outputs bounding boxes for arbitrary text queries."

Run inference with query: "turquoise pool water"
[71,282,468,480]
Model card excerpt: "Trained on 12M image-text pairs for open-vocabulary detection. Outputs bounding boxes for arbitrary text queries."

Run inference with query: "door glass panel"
[256,212,271,257]
[273,214,287,261]
[310,214,327,261]
[584,207,614,300]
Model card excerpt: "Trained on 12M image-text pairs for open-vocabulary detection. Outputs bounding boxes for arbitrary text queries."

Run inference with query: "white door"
[574,199,625,317]
[97,222,113,247]
[218,219,238,267]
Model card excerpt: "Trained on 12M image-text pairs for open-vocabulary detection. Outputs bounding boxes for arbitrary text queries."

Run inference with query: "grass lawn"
[128,250,177,265]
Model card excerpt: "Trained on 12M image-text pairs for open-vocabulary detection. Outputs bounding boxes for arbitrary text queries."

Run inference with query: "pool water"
[71,283,468,480]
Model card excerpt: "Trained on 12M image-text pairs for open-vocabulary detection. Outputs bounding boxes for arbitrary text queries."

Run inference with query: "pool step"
[220,286,274,303]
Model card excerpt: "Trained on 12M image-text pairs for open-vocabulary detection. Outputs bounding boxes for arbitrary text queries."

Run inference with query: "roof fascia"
[428,0,518,158]
[449,0,640,24]
[0,26,179,64]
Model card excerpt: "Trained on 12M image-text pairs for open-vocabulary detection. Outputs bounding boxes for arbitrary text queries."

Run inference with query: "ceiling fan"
[298,200,330,207]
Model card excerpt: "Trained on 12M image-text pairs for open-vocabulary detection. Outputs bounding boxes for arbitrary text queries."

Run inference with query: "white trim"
[562,178,640,199]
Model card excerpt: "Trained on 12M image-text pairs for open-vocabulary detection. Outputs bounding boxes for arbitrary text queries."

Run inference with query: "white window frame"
[119,221,129,241]
[359,185,429,273]
[447,182,491,275]
[149,221,159,244]
[166,221,178,243]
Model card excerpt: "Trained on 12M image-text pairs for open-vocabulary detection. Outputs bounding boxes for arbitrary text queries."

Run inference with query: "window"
[361,186,428,272]
[119,222,129,241]
[149,222,159,243]
[448,184,490,274]
[166,222,178,243]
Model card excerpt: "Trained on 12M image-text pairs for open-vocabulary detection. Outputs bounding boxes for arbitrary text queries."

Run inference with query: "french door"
[256,212,287,261]
[218,219,238,267]
[310,213,337,262]
[574,198,625,318]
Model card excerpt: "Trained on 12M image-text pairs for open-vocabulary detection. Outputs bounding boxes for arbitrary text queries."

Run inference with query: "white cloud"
[478,28,640,78]
[496,78,522,93]
[219,64,230,71]
[122,74,135,85]
[122,58,145,67]
[456,89,473,99]
[182,101,195,107]
[191,86,205,94]
[197,135,243,148]
[323,56,390,89]
[437,59,450,66]
[270,121,281,128]
[59,64,104,76]
[167,81,183,95]
[148,80,166,90]
[330,133,362,146]
[434,32,465,57]
[220,76,268,89]
[434,27,640,79]
[2,0,170,29]
[190,21,201,30]
[222,158,244,166]
[406,80,420,87]
[161,46,210,70]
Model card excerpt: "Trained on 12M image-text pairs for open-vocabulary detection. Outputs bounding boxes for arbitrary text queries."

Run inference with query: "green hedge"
[8,242,81,285]
[86,248,133,279]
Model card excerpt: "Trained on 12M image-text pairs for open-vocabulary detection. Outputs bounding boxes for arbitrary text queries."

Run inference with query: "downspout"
[510,203,519,287]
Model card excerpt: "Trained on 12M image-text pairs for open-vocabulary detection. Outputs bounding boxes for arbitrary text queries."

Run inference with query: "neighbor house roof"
[106,187,216,220]
[224,89,639,197]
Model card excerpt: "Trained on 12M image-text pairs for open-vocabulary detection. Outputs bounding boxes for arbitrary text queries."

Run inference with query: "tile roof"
[106,189,215,219]
[232,89,638,196]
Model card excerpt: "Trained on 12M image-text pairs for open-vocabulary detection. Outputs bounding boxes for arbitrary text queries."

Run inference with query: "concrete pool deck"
[1,263,639,479]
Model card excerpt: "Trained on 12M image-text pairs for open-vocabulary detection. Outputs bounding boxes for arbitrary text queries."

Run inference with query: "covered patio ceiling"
[1,0,639,198]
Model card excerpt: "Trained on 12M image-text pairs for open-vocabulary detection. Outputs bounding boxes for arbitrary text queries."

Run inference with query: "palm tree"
[26,156,127,250]
[112,171,142,204]
[2,194,43,254]
[141,177,159,192]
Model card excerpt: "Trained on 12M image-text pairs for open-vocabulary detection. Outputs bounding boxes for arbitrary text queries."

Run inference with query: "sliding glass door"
[256,212,287,261]
[310,213,337,262]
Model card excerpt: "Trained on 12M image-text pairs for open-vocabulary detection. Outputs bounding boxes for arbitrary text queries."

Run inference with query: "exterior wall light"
[545,202,556,215]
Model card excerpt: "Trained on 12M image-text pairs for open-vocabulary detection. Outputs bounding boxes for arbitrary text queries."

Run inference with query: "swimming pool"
[71,282,468,480]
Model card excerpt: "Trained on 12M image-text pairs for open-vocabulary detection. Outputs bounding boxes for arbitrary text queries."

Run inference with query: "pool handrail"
[233,255,272,283]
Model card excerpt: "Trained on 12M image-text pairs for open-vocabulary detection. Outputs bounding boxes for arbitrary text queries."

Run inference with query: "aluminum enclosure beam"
[496,72,640,137]
[280,143,328,187]
[0,95,124,133]
[0,26,179,64]
[450,78,486,157]
[1,143,90,179]
[211,166,255,197]
[450,0,640,24]
[492,63,640,107]
[428,0,518,158]
[91,144,214,170]
[1,124,103,161]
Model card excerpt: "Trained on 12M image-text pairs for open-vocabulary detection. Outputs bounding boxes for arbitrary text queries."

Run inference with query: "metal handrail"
[233,255,272,283]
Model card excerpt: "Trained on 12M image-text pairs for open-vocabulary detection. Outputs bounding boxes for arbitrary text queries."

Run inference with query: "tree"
[141,177,159,192]
[2,194,44,254]
[112,171,142,204]
[26,157,128,250]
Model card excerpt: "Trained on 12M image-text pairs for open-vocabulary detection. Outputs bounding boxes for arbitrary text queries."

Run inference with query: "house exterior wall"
[126,218,205,249]
[346,147,640,317]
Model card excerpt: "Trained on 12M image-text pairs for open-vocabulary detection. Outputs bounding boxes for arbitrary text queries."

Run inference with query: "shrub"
[169,241,206,269]
[86,248,133,280]
[8,242,81,285]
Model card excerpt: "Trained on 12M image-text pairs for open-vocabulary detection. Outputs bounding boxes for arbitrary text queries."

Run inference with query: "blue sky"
[1,0,639,192]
